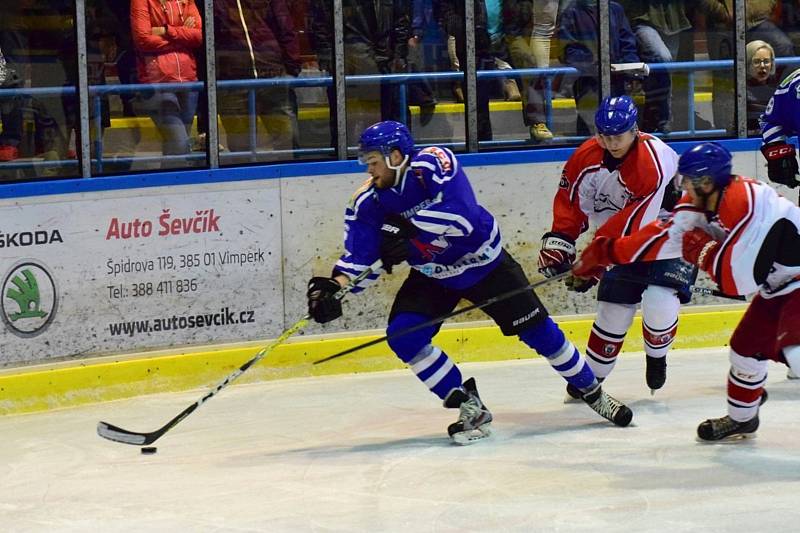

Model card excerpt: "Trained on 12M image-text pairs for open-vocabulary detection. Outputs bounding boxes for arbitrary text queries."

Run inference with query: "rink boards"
[0,304,745,415]
[0,140,774,415]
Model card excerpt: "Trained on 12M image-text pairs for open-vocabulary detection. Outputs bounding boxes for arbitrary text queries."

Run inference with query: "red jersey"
[609,177,800,297]
[551,133,679,240]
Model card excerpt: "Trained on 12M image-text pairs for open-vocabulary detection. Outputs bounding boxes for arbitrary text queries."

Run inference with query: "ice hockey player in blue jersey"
[306,120,633,445]
[760,67,800,190]
[760,68,800,379]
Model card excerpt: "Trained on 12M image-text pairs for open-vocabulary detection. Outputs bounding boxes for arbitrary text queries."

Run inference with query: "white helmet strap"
[384,152,409,187]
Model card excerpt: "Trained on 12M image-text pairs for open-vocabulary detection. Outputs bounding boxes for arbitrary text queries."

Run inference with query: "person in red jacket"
[572,142,800,441]
[131,0,202,161]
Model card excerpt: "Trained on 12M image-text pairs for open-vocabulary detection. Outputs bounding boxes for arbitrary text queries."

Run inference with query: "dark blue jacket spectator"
[557,0,641,136]
[558,1,640,77]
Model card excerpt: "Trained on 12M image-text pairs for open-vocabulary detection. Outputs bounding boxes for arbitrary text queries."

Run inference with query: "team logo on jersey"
[559,171,569,189]
[420,146,452,173]
[411,237,448,260]
[2,260,58,338]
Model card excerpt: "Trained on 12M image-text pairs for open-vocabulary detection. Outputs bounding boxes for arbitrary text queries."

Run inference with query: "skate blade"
[650,389,656,396]
[451,424,492,445]
[696,432,758,444]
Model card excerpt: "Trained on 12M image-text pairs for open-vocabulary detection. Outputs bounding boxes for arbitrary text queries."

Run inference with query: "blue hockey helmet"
[594,95,639,135]
[358,121,415,164]
[678,142,733,188]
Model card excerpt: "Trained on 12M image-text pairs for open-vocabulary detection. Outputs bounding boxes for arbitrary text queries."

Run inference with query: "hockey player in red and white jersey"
[538,95,693,399]
[573,142,800,440]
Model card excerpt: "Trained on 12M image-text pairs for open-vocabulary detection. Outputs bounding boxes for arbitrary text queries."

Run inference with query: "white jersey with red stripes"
[610,177,800,297]
[551,133,679,240]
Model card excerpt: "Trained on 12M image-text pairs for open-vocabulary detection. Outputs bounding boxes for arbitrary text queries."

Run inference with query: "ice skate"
[564,377,603,404]
[697,415,759,441]
[645,355,667,395]
[582,385,633,427]
[788,367,800,380]
[444,378,493,445]
[564,383,582,403]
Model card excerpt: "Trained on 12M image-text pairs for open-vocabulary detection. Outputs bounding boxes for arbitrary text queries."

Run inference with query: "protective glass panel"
[84,0,208,174]
[745,2,800,136]
[216,0,328,165]
[1,2,81,181]
[617,0,735,139]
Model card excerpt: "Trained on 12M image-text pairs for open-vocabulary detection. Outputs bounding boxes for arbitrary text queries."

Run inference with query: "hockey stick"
[97,258,383,446]
[602,273,746,301]
[313,270,571,365]
[690,285,746,301]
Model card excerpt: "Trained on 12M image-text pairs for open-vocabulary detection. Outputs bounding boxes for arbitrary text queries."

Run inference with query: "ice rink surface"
[2,347,800,532]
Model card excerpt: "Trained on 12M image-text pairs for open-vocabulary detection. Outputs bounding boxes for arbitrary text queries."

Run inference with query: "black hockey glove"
[380,215,416,274]
[564,272,600,293]
[762,142,800,188]
[537,232,576,277]
[307,277,343,323]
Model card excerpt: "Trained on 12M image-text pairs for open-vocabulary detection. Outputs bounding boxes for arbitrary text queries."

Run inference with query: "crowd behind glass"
[0,0,799,181]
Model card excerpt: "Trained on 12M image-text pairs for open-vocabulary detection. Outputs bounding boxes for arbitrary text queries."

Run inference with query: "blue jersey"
[761,68,800,145]
[335,146,503,291]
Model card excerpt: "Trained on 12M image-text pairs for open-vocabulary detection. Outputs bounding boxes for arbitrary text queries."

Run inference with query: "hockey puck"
[140,446,157,455]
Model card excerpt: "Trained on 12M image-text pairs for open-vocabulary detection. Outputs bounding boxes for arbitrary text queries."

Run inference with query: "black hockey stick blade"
[97,259,382,446]
[313,270,571,365]
[97,421,151,445]
[98,402,198,445]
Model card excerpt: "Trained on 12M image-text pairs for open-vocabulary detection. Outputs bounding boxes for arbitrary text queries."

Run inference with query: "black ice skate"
[565,383,582,402]
[444,377,493,445]
[645,355,667,395]
[697,415,759,441]
[565,377,603,404]
[582,386,633,427]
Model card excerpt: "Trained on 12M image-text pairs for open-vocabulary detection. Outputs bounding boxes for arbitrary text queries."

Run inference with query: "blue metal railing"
[3,57,800,175]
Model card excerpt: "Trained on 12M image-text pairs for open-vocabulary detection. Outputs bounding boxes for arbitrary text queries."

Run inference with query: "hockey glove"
[307,277,343,323]
[572,237,616,277]
[380,215,416,274]
[538,232,576,277]
[565,237,616,292]
[761,142,800,188]
[565,273,601,293]
[682,228,719,275]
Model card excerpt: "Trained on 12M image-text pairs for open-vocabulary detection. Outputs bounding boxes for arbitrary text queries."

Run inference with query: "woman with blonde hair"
[746,39,777,133]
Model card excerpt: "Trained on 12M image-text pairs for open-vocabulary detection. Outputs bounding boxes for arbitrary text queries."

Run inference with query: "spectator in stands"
[0,34,24,163]
[18,0,80,177]
[557,0,642,137]
[130,0,202,161]
[214,0,300,162]
[94,0,142,171]
[617,0,685,134]
[775,0,800,53]
[747,40,779,133]
[703,1,789,133]
[504,0,559,142]
[438,0,496,141]
[619,0,728,134]
[747,1,795,58]
[310,0,410,145]
[408,0,438,128]
[484,0,522,103]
